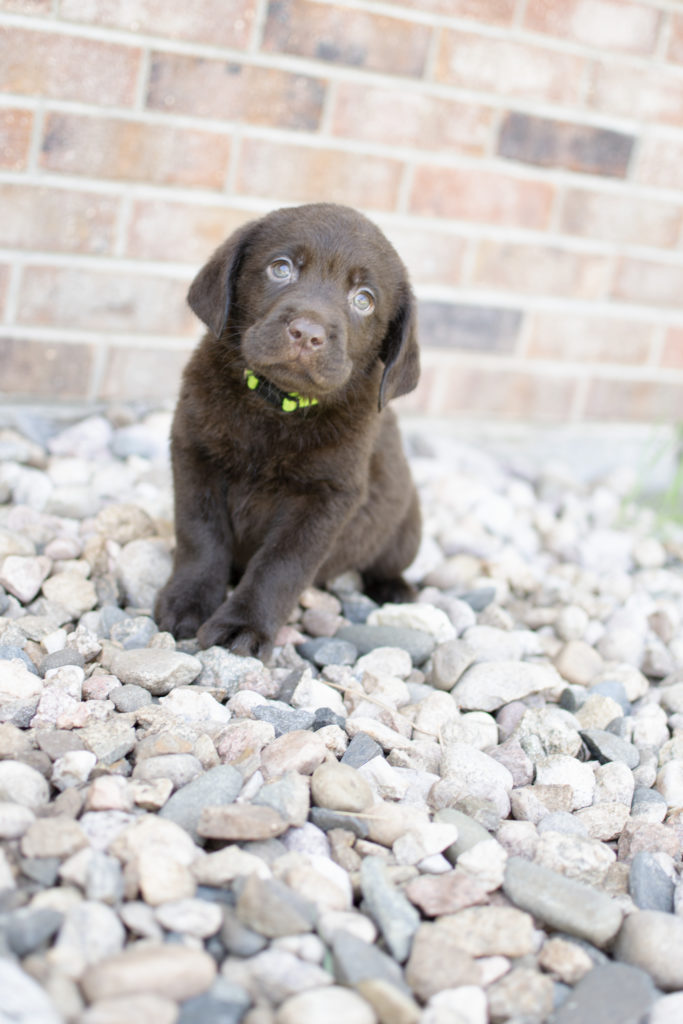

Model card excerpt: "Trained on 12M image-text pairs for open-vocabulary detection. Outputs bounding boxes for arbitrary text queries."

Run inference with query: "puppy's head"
[187,203,420,410]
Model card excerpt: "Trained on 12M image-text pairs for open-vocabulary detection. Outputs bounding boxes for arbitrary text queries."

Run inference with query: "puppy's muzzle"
[287,316,327,359]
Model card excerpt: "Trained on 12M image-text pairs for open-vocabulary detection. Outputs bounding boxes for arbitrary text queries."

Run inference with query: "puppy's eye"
[350,288,375,315]
[267,257,295,283]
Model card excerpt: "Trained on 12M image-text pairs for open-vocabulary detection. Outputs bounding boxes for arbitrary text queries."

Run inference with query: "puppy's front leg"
[197,490,358,659]
[155,440,232,640]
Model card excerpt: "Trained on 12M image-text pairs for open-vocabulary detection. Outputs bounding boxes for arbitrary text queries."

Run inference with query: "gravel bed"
[1,408,683,1024]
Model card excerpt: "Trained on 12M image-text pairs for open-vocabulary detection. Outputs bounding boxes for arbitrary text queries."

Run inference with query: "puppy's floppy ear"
[187,220,257,338]
[378,282,420,411]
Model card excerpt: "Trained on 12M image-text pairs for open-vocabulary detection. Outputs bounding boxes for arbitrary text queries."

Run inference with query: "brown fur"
[155,203,421,658]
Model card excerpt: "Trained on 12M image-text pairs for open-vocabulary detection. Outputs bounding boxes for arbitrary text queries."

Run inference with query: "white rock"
[0,759,50,808]
[421,985,487,1024]
[291,671,346,717]
[453,661,561,712]
[354,646,413,680]
[535,756,596,810]
[656,761,683,808]
[275,986,376,1024]
[52,750,97,791]
[439,743,514,819]
[0,800,35,839]
[368,602,456,644]
[154,898,223,938]
[0,554,52,603]
[158,688,231,726]
[458,838,508,892]
[393,822,459,866]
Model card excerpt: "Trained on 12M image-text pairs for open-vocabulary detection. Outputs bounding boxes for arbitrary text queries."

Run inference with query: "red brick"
[0,0,51,11]
[41,112,231,190]
[379,225,468,287]
[498,112,634,179]
[331,82,493,156]
[435,30,588,105]
[60,0,257,49]
[262,0,431,77]
[126,200,253,263]
[0,27,141,106]
[388,0,515,24]
[662,331,683,369]
[527,315,654,364]
[585,377,683,421]
[524,0,661,56]
[410,166,555,230]
[0,108,32,171]
[588,61,683,127]
[0,337,94,399]
[147,54,325,132]
[429,364,577,420]
[235,139,403,210]
[613,258,683,309]
[669,14,683,65]
[98,345,193,402]
[637,137,683,191]
[473,242,611,300]
[560,189,682,248]
[18,266,195,335]
[0,184,118,254]
[0,264,8,316]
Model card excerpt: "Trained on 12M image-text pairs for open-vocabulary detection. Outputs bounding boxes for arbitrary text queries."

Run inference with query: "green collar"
[243,369,319,413]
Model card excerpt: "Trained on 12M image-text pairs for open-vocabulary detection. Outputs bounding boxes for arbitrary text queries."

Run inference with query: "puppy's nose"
[287,316,326,351]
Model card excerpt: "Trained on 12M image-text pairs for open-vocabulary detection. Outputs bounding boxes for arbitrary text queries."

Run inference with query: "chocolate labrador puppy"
[155,202,421,659]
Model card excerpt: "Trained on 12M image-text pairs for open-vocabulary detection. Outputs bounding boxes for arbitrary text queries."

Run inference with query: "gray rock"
[195,646,266,696]
[0,645,38,674]
[236,873,317,937]
[109,683,153,712]
[110,615,159,649]
[629,852,675,912]
[252,771,310,828]
[177,978,251,1024]
[19,856,61,886]
[297,637,358,666]
[631,786,667,822]
[153,767,243,842]
[336,624,435,665]
[503,856,623,948]
[40,648,85,674]
[308,807,369,838]
[359,856,421,963]
[580,729,640,769]
[253,702,315,735]
[341,732,383,768]
[433,808,490,860]
[589,679,631,713]
[331,928,411,994]
[614,910,683,991]
[6,907,64,957]
[221,907,268,957]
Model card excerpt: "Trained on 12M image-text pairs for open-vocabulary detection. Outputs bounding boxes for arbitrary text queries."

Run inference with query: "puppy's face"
[188,203,420,410]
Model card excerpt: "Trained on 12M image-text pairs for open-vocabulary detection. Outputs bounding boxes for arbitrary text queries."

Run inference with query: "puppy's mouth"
[241,319,353,401]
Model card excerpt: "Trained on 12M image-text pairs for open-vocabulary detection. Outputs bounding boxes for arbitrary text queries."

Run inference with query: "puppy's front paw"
[364,575,417,606]
[154,576,221,640]
[197,609,272,661]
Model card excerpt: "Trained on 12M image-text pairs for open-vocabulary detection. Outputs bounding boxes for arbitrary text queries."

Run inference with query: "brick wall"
[1,0,682,424]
